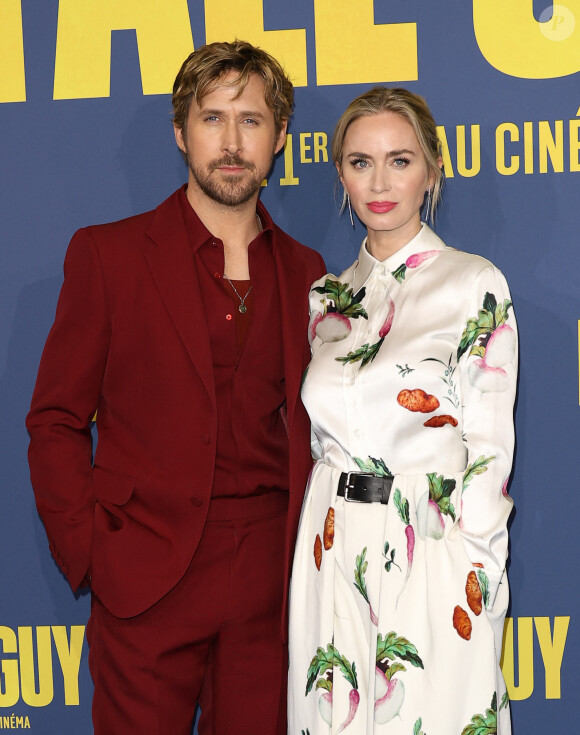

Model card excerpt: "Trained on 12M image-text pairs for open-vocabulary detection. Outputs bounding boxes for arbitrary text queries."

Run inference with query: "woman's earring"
[424,185,431,223]
[347,194,355,228]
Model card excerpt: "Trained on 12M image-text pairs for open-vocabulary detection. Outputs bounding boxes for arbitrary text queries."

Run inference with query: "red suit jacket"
[27,189,325,621]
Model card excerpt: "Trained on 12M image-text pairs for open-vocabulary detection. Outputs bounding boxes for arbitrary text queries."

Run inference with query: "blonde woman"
[289,88,517,735]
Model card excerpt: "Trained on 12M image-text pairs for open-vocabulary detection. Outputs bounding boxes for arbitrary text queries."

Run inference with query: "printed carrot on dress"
[466,571,483,616]
[323,507,335,550]
[453,605,472,640]
[423,414,458,428]
[314,534,322,570]
[397,389,439,413]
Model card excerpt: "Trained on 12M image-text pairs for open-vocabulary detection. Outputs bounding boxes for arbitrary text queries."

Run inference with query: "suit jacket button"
[190,496,202,507]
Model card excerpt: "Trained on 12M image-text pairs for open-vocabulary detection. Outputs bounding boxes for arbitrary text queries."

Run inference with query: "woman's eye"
[393,157,411,167]
[351,158,369,169]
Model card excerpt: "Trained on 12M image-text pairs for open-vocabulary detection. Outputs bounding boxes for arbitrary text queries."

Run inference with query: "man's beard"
[187,153,265,207]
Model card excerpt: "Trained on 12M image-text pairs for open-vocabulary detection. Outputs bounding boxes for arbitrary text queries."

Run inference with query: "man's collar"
[178,185,274,252]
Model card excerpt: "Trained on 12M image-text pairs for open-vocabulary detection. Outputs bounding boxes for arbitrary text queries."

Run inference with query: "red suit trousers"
[86,493,288,735]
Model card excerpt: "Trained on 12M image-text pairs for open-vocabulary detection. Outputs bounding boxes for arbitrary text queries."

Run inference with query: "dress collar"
[352,222,446,293]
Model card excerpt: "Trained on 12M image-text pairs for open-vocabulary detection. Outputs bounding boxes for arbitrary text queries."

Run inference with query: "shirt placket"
[343,264,392,460]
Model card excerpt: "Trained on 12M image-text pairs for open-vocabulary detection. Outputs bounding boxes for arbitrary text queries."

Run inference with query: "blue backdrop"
[1,1,578,732]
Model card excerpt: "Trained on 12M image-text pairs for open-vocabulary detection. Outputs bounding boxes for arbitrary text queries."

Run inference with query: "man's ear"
[274,121,288,155]
[174,124,187,154]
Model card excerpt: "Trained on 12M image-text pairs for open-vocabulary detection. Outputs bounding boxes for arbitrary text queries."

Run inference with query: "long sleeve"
[26,228,112,591]
[457,264,517,610]
[305,274,329,463]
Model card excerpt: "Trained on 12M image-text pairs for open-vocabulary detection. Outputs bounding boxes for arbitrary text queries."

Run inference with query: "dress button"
[201,433,210,445]
[214,272,221,279]
[190,496,203,507]
[226,313,233,321]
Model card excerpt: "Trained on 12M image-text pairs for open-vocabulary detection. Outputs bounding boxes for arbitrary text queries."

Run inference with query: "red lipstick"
[367,201,397,213]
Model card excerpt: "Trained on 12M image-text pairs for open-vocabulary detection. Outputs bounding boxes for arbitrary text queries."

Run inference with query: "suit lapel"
[144,193,215,403]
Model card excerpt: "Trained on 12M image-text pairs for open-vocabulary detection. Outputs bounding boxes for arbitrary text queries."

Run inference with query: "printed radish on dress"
[338,688,360,732]
[374,668,405,724]
[483,324,516,367]
[308,311,323,344]
[405,250,439,269]
[315,313,352,343]
[379,297,395,338]
[318,690,332,726]
[467,359,509,393]
[416,494,445,540]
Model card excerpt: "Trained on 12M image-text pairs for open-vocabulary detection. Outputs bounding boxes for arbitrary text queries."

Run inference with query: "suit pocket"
[92,465,135,506]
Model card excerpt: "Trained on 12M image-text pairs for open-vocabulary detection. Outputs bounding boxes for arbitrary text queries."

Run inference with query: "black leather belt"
[337,472,393,504]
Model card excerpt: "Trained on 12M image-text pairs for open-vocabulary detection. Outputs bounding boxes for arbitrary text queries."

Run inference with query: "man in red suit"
[26,40,325,735]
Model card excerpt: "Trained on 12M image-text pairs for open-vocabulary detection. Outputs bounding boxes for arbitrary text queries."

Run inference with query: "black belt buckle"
[343,472,378,502]
[338,471,392,504]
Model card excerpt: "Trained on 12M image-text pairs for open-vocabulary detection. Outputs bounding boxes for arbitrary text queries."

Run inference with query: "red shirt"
[178,187,289,498]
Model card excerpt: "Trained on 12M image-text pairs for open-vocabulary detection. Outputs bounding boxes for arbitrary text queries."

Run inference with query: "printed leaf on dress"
[306,643,358,695]
[306,644,360,731]
[457,291,513,362]
[336,341,382,367]
[353,456,393,477]
[396,363,415,376]
[476,570,491,608]
[460,692,499,735]
[427,473,456,521]
[383,541,401,573]
[354,547,379,625]
[376,632,424,672]
[336,295,395,368]
[462,455,496,491]
[421,354,459,408]
[312,279,368,319]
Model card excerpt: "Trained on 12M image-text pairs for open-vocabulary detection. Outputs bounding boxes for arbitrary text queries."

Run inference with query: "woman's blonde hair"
[172,40,293,138]
[332,87,443,222]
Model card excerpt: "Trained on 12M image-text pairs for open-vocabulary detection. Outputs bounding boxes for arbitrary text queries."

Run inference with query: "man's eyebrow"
[238,110,266,118]
[198,107,266,119]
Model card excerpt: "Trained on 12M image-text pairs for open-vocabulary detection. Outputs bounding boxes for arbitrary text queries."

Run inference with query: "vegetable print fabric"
[288,224,516,735]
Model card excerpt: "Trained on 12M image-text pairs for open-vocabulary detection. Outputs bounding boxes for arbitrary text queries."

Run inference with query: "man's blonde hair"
[172,40,294,137]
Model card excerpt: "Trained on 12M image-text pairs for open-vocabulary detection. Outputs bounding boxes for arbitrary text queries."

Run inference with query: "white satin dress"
[288,224,517,735]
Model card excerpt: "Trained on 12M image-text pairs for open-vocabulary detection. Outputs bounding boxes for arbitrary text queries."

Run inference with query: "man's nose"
[222,121,242,154]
